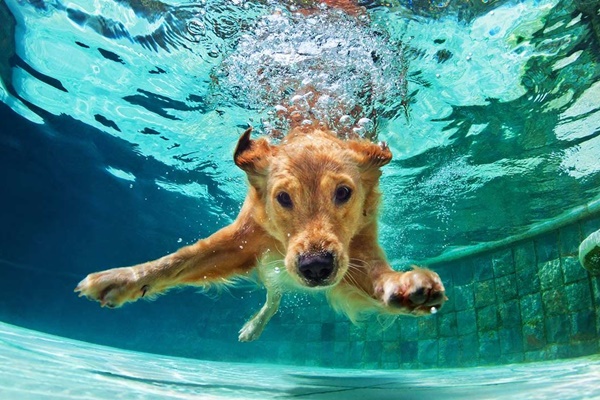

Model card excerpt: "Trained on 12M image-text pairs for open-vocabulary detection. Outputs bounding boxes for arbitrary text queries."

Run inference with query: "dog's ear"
[348,140,392,171]
[234,127,274,186]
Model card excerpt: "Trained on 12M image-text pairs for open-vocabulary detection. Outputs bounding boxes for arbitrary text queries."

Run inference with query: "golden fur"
[76,127,446,341]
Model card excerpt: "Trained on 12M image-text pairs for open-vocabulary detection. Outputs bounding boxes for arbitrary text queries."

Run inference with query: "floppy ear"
[233,127,274,188]
[348,140,392,171]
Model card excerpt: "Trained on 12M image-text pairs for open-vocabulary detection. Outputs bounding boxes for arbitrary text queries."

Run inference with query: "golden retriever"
[75,126,446,341]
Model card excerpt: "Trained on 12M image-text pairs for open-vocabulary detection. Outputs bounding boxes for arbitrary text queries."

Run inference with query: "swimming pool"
[1,0,599,396]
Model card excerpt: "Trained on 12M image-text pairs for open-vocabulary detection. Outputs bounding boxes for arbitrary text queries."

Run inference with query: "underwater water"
[1,0,600,396]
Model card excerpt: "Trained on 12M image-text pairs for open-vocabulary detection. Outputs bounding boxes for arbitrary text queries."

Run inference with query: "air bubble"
[219,10,408,138]
[339,115,353,126]
[290,95,310,112]
[357,117,374,132]
[353,126,366,136]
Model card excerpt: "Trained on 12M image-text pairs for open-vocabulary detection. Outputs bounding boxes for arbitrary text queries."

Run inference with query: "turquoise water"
[2,321,600,399]
[1,0,600,396]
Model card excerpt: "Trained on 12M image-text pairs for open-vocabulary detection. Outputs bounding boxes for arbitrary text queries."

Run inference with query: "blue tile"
[539,259,563,291]
[499,353,525,364]
[565,281,593,312]
[541,288,569,316]
[400,340,418,364]
[399,317,418,339]
[473,256,494,282]
[571,309,597,341]
[495,273,518,302]
[517,265,540,296]
[456,309,477,335]
[499,299,522,328]
[349,340,365,364]
[333,341,351,364]
[581,217,600,237]
[440,284,456,313]
[520,293,543,323]
[474,280,497,308]
[479,331,500,364]
[334,321,351,340]
[438,337,460,367]
[382,320,401,342]
[477,305,499,332]
[561,256,588,284]
[523,319,546,351]
[545,314,570,344]
[438,312,457,337]
[381,341,401,364]
[568,340,599,358]
[418,339,439,367]
[321,322,335,341]
[535,231,560,263]
[560,224,582,256]
[514,241,536,271]
[453,284,475,311]
[418,316,438,339]
[451,260,474,286]
[363,341,383,366]
[458,334,479,366]
[491,249,515,277]
[499,327,524,354]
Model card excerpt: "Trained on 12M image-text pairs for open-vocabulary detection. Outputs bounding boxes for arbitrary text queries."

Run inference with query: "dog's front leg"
[343,256,447,316]
[238,288,282,342]
[75,219,265,308]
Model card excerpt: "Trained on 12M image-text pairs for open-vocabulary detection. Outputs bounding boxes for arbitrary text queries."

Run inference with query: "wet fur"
[75,127,446,341]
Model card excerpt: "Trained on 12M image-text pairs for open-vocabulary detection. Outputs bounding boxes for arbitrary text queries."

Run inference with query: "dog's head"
[234,127,392,288]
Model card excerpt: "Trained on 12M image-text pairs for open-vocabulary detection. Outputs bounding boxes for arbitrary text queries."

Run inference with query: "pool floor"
[1,321,599,399]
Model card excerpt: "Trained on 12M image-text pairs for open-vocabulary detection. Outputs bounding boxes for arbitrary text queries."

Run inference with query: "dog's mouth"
[295,251,340,288]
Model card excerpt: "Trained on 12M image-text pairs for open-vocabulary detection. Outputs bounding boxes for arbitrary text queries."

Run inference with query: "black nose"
[297,252,335,285]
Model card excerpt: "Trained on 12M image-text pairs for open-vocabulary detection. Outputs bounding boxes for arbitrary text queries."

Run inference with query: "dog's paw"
[75,267,147,308]
[379,267,447,315]
[238,317,266,342]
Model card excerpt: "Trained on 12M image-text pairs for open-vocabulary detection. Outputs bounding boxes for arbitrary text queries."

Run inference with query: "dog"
[76,126,447,341]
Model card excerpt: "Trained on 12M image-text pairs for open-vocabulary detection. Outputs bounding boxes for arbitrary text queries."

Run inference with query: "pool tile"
[561,256,588,284]
[495,273,518,302]
[491,248,515,277]
[559,224,582,256]
[538,259,563,291]
[535,232,560,263]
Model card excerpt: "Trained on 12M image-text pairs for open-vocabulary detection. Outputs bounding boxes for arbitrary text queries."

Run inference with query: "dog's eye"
[334,186,352,204]
[276,191,293,209]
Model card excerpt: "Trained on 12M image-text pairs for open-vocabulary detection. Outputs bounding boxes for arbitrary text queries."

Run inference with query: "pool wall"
[250,212,600,369]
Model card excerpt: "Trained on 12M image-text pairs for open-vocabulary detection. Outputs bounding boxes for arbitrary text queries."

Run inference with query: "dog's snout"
[297,252,335,286]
